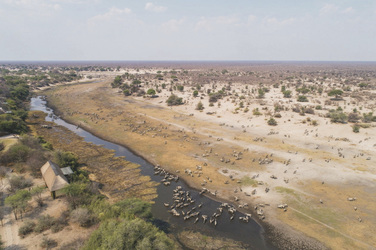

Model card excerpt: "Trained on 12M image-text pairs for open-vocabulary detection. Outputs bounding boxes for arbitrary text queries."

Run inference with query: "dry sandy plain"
[42,63,376,249]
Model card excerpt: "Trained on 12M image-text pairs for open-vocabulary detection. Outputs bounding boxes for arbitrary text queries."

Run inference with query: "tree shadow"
[5,245,27,250]
[151,218,171,234]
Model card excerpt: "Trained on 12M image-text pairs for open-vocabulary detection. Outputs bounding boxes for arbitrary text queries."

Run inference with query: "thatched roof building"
[41,161,69,198]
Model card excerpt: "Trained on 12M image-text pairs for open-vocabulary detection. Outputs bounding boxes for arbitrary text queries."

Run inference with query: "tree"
[328,89,343,99]
[83,218,174,250]
[63,182,89,209]
[111,76,122,88]
[146,89,156,96]
[54,151,79,171]
[5,190,31,220]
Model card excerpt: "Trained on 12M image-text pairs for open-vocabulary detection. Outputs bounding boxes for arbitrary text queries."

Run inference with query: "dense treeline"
[0,66,84,135]
[0,75,30,135]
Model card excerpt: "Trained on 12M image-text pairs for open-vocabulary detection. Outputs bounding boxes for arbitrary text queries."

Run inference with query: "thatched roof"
[41,161,69,192]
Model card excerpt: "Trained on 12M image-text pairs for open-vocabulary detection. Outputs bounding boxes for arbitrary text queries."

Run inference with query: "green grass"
[0,138,18,152]
[240,176,258,187]
[276,186,342,227]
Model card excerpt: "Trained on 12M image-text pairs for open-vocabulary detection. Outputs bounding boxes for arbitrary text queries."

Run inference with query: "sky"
[0,0,375,61]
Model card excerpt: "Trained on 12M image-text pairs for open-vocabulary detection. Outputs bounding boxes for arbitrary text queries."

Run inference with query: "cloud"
[264,17,295,26]
[320,3,338,15]
[342,7,353,14]
[145,2,167,13]
[89,7,131,23]
[195,16,241,31]
[4,0,61,13]
[247,15,257,25]
[161,18,185,32]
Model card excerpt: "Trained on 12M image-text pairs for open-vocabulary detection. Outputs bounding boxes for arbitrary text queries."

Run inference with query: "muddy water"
[30,96,275,249]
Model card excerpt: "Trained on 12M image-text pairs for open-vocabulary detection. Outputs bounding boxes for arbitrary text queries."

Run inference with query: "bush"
[193,90,198,97]
[166,94,183,106]
[34,215,56,233]
[352,124,360,133]
[1,143,30,164]
[71,208,94,227]
[0,142,4,152]
[274,113,282,118]
[19,221,35,238]
[327,110,348,124]
[8,175,33,192]
[297,95,308,102]
[252,108,262,116]
[362,112,376,123]
[83,218,174,250]
[54,151,79,171]
[40,237,57,249]
[146,89,156,96]
[267,118,277,126]
[195,101,204,111]
[348,112,360,123]
[283,90,292,98]
[315,105,322,110]
[304,107,315,114]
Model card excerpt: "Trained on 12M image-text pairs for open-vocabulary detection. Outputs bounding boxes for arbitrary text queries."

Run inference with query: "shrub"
[327,110,348,124]
[195,101,204,111]
[348,112,360,123]
[257,89,265,98]
[267,118,277,126]
[315,105,322,110]
[193,90,198,97]
[34,215,56,233]
[304,107,315,114]
[82,218,173,250]
[283,90,292,98]
[311,120,318,126]
[1,143,30,164]
[19,221,35,238]
[352,124,360,133]
[146,89,156,96]
[252,108,262,116]
[40,237,57,249]
[0,142,5,152]
[362,112,376,123]
[297,95,308,102]
[274,113,282,118]
[8,175,33,192]
[71,208,94,227]
[54,151,79,171]
[166,94,183,106]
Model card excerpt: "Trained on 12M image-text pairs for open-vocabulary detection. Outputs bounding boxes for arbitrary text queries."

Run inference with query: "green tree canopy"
[328,89,343,98]
[5,189,31,220]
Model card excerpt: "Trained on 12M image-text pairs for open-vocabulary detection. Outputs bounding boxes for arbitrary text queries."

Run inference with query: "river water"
[30,96,275,249]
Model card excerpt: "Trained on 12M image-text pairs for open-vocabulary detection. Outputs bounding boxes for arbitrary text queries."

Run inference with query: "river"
[30,96,275,249]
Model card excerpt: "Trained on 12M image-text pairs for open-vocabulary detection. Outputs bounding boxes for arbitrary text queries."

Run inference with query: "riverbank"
[39,80,376,249]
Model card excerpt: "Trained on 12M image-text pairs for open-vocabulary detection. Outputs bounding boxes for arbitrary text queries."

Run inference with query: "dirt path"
[0,180,22,249]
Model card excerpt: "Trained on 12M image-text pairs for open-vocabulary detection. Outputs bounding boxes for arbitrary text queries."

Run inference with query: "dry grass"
[37,81,376,249]
[27,110,158,203]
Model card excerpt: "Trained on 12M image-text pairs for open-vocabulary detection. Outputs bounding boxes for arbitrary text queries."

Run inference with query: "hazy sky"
[1,0,375,61]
